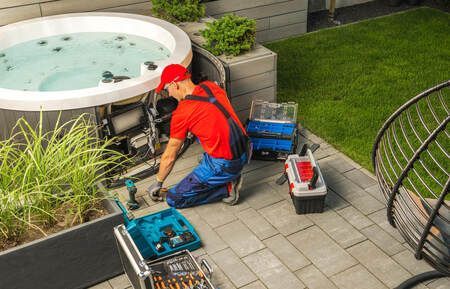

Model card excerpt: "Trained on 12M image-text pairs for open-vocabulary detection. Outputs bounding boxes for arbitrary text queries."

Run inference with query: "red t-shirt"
[170,81,246,160]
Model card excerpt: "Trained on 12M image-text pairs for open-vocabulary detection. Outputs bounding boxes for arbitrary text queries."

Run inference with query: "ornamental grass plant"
[0,113,125,247]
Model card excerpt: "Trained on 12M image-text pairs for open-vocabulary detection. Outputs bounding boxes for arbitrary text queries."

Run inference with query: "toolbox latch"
[200,259,213,279]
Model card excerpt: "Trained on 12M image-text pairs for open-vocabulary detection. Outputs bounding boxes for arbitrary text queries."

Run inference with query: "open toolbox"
[114,224,215,289]
[284,144,327,214]
[116,200,201,260]
[246,100,299,160]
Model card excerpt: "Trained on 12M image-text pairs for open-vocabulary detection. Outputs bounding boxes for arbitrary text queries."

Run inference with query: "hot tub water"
[0,32,171,92]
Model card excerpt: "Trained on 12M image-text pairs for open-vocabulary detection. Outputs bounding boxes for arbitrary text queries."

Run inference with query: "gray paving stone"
[241,182,284,210]
[242,162,284,186]
[200,255,237,289]
[171,153,199,174]
[242,159,274,174]
[328,177,365,197]
[243,249,306,289]
[392,250,434,275]
[108,274,131,289]
[191,247,206,258]
[288,226,357,277]
[215,220,265,257]
[268,180,291,201]
[295,265,338,289]
[140,194,170,211]
[344,169,378,189]
[131,196,148,208]
[336,152,363,170]
[210,248,258,288]
[326,189,350,210]
[314,145,338,160]
[361,224,405,256]
[348,193,385,215]
[347,240,411,288]
[326,156,356,173]
[308,209,367,248]
[181,142,204,158]
[89,281,113,289]
[132,201,170,218]
[183,210,228,255]
[321,166,347,187]
[365,184,386,203]
[237,208,278,240]
[329,178,384,215]
[263,234,310,271]
[259,200,313,236]
[337,206,374,230]
[330,264,388,289]
[368,209,404,242]
[241,280,268,289]
[194,201,244,228]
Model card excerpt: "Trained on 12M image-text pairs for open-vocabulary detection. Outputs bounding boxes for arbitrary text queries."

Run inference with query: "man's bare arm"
[156,138,184,183]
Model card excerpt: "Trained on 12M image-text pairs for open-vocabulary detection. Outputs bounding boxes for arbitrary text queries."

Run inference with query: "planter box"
[178,19,277,123]
[205,0,308,42]
[0,196,123,289]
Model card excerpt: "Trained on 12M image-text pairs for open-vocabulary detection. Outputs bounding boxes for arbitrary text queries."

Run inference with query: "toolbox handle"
[114,198,134,224]
[200,259,213,279]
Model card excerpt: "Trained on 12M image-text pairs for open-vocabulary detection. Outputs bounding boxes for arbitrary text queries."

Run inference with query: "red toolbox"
[285,149,327,214]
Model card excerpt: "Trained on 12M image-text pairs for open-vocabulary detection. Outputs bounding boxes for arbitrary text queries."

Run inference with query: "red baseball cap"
[155,64,191,93]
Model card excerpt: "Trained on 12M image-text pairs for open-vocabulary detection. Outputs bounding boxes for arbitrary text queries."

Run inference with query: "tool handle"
[309,166,319,189]
[114,198,134,224]
[200,259,213,279]
[309,143,320,154]
[276,173,288,185]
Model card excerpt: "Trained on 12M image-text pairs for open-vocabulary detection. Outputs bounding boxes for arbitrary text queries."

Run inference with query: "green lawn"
[266,7,450,171]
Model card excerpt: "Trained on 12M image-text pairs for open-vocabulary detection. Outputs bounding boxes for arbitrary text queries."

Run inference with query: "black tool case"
[114,224,215,289]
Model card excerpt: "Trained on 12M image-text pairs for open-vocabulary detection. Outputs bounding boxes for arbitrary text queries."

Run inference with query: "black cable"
[395,271,446,289]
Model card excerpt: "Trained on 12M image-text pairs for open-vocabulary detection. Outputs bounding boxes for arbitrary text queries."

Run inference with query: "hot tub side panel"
[0,107,97,140]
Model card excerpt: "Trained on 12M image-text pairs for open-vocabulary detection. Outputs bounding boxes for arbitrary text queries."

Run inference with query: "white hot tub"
[0,12,192,138]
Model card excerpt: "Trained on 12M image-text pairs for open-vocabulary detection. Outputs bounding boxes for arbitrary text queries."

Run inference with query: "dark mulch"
[308,0,449,32]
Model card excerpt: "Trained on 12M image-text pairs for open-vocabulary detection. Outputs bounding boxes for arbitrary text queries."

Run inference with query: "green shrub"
[0,114,125,244]
[151,0,205,23]
[201,14,256,56]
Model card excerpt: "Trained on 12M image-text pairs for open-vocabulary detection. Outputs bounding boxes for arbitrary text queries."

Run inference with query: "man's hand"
[147,138,184,202]
[147,181,163,202]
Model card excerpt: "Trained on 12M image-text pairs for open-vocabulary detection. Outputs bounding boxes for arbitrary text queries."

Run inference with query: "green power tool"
[125,179,140,210]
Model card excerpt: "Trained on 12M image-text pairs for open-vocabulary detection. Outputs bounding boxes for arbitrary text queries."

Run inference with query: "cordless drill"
[125,179,140,210]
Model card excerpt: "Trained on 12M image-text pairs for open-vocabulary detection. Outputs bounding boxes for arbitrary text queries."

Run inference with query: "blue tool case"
[247,120,298,160]
[247,121,296,140]
[117,201,201,260]
[246,101,299,160]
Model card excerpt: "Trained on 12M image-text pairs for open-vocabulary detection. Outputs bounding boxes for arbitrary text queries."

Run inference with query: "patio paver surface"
[91,129,449,289]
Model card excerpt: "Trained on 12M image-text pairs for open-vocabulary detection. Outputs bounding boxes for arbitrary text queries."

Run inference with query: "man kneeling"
[147,64,250,208]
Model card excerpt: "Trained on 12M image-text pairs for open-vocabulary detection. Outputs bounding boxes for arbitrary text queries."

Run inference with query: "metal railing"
[372,80,449,276]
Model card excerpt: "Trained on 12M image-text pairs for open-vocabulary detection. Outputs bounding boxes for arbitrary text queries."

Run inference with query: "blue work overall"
[166,84,249,209]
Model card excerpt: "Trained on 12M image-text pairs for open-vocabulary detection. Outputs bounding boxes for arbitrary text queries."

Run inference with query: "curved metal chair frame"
[372,80,449,287]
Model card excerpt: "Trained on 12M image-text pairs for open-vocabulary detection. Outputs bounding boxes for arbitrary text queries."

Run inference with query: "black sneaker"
[222,175,243,206]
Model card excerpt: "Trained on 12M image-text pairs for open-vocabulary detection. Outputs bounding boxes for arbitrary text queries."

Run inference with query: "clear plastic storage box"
[249,100,298,123]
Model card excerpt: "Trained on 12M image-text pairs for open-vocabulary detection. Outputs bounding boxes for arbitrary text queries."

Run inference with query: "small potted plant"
[201,14,257,57]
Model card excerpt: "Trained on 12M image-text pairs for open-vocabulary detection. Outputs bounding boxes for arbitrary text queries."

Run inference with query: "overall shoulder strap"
[185,83,249,159]
[185,84,232,119]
